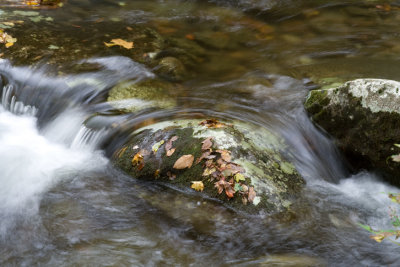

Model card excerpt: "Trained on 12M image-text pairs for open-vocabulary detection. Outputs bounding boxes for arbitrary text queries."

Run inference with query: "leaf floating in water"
[191,181,204,192]
[0,30,17,48]
[173,154,194,169]
[104,38,134,49]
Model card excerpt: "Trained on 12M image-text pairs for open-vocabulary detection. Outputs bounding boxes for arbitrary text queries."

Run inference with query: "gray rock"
[112,119,305,215]
[305,79,400,183]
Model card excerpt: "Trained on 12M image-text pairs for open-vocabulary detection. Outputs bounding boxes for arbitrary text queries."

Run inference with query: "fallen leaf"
[248,187,256,202]
[214,180,225,194]
[138,162,145,171]
[166,148,176,156]
[217,149,231,162]
[152,140,165,154]
[225,179,235,198]
[203,167,216,176]
[173,154,194,169]
[191,181,204,192]
[370,232,393,243]
[165,136,178,156]
[167,171,176,180]
[196,150,211,164]
[154,169,160,178]
[199,119,227,129]
[132,152,144,166]
[242,196,248,205]
[234,173,245,183]
[202,137,213,150]
[104,38,134,49]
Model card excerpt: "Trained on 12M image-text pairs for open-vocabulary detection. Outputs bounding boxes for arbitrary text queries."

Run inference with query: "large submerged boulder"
[305,79,400,183]
[112,119,305,215]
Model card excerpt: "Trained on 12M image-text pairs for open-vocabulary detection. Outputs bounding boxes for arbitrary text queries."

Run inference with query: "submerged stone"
[107,79,178,112]
[112,119,305,215]
[305,79,400,184]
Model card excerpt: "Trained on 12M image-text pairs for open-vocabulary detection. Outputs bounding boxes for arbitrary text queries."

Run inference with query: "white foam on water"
[0,107,107,235]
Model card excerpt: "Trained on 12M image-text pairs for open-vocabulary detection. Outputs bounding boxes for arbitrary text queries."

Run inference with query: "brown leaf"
[225,179,235,198]
[248,187,256,202]
[166,148,176,157]
[165,136,178,151]
[205,159,214,168]
[242,196,248,205]
[138,162,145,171]
[173,154,194,169]
[216,149,231,162]
[167,171,176,180]
[201,137,213,150]
[104,38,134,49]
[196,150,211,164]
[199,119,227,129]
[191,181,204,192]
[214,180,225,194]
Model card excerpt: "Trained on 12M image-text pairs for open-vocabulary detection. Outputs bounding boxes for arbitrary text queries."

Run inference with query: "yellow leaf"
[5,42,13,48]
[370,234,387,243]
[152,140,165,154]
[173,154,194,169]
[234,173,245,183]
[191,181,204,192]
[104,38,134,49]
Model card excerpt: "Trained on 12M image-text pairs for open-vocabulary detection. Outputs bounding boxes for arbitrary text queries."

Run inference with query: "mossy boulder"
[107,79,178,112]
[112,119,305,215]
[305,79,400,184]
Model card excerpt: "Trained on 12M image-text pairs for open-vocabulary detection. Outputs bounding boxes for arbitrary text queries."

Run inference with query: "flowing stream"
[2,0,400,266]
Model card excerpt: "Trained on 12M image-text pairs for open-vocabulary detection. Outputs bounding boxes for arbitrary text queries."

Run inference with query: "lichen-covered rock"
[305,79,400,183]
[107,79,178,112]
[112,119,305,214]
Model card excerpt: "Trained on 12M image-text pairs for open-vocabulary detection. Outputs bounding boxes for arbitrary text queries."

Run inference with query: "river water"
[1,0,400,266]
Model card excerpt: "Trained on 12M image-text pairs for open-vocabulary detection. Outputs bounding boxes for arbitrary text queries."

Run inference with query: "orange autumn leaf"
[104,38,134,49]
[173,154,194,169]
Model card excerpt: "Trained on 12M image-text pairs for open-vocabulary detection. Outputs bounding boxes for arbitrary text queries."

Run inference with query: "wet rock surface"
[113,119,305,215]
[305,79,400,184]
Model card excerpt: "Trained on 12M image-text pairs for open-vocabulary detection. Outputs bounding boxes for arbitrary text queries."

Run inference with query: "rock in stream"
[112,119,305,215]
[305,79,400,184]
